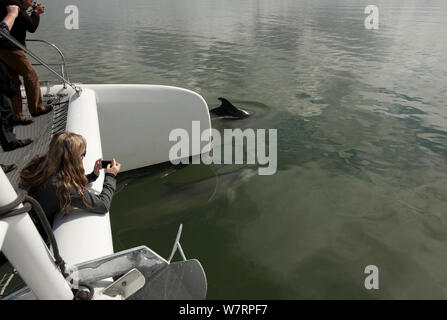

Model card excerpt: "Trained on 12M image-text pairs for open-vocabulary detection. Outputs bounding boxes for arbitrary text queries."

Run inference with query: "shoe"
[0,164,17,173]
[2,138,33,152]
[30,105,53,117]
[12,118,33,126]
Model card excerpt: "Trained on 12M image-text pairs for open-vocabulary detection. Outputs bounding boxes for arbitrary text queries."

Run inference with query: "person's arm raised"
[21,3,45,33]
[71,159,121,214]
[1,5,19,31]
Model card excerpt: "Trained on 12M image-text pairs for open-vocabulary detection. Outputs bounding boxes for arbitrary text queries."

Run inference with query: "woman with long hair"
[19,131,121,237]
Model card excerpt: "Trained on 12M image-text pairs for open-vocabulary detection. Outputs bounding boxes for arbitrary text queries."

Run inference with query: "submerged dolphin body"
[209,98,251,119]
[162,168,257,203]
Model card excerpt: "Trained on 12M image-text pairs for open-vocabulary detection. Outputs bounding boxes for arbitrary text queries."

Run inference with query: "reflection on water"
[10,0,447,298]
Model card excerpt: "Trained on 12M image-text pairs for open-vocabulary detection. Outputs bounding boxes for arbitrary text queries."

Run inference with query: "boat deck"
[0,96,69,190]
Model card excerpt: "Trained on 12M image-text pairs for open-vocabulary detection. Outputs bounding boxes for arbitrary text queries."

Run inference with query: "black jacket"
[0,0,40,49]
[0,61,16,97]
[28,172,117,238]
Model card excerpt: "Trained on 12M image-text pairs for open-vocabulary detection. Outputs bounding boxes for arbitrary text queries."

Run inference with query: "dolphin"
[106,166,258,238]
[162,167,257,203]
[209,98,251,119]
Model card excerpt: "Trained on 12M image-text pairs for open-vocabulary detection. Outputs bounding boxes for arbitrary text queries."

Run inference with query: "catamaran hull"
[1,83,210,299]
[55,83,211,265]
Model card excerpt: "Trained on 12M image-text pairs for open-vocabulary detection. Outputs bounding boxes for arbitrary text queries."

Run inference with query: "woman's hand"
[106,159,121,177]
[93,158,102,177]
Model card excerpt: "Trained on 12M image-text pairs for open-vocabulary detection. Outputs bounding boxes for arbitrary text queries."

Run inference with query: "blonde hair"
[20,132,91,215]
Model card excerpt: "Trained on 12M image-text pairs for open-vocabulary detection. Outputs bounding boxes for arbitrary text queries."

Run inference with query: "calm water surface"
[7,0,447,299]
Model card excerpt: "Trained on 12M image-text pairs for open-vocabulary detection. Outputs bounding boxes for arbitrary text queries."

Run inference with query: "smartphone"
[101,160,112,169]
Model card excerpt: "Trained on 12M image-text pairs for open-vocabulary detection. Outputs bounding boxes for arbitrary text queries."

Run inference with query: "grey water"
[6,0,447,299]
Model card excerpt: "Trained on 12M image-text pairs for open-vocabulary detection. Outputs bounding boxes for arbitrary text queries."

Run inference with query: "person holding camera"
[19,132,121,239]
[1,4,33,161]
[0,0,51,126]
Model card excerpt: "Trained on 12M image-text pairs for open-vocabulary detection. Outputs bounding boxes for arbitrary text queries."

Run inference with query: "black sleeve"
[19,9,39,33]
[71,173,117,214]
[86,172,99,184]
[0,21,9,40]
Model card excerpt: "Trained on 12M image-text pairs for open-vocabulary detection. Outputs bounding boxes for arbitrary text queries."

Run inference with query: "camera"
[101,160,112,169]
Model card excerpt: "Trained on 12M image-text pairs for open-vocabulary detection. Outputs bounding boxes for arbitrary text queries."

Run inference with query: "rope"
[0,193,31,218]
[0,192,94,300]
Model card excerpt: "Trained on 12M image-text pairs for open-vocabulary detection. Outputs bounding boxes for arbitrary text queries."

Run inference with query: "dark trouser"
[0,49,44,121]
[0,93,18,149]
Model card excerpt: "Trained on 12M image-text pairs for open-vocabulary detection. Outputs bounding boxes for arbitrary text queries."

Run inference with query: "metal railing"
[27,39,70,87]
[0,28,81,95]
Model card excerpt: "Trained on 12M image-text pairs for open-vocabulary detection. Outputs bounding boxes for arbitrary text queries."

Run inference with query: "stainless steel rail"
[0,28,81,95]
[27,39,70,85]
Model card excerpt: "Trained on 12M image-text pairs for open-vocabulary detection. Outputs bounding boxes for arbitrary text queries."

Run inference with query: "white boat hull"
[2,83,211,299]
[53,84,211,265]
[83,84,211,172]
